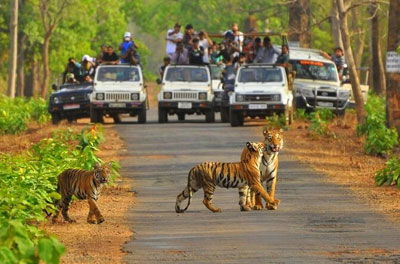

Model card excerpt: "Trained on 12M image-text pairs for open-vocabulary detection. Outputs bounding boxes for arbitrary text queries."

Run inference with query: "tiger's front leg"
[88,198,105,224]
[253,192,263,210]
[202,184,221,213]
[87,200,96,224]
[266,176,278,210]
[61,196,76,223]
[239,186,252,211]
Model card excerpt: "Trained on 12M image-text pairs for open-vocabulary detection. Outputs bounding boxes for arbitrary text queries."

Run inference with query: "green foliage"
[357,95,398,156]
[265,113,287,129]
[375,157,400,187]
[294,109,309,121]
[0,125,119,263]
[0,96,50,134]
[309,109,335,137]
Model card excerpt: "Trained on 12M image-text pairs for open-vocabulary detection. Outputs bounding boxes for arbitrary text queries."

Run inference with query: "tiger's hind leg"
[239,186,252,211]
[60,195,76,223]
[202,184,221,213]
[52,200,61,223]
[266,177,278,210]
[88,198,104,224]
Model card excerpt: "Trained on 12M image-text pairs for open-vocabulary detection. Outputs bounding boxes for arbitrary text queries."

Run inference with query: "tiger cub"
[242,128,283,210]
[52,162,112,224]
[175,142,279,213]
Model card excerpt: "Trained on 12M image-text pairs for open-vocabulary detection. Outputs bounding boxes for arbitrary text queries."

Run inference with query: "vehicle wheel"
[295,97,306,109]
[138,108,147,123]
[90,107,103,124]
[221,107,230,123]
[112,114,121,124]
[177,113,185,121]
[205,109,215,123]
[51,113,60,125]
[158,107,168,123]
[230,109,243,127]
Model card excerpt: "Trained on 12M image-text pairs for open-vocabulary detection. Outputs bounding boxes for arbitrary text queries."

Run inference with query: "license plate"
[249,104,267,110]
[109,103,126,108]
[63,104,80,110]
[178,102,192,109]
[318,102,334,107]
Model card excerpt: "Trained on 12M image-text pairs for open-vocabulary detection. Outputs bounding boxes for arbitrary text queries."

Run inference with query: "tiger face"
[94,162,112,184]
[263,128,283,153]
[244,142,265,159]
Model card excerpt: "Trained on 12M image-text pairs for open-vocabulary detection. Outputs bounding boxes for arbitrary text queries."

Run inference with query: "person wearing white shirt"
[166,23,183,57]
[198,31,213,64]
[224,23,244,51]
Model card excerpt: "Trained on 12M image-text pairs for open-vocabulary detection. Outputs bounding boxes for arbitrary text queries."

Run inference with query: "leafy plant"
[357,95,398,156]
[308,109,335,137]
[375,157,400,187]
[265,113,287,129]
[294,109,309,121]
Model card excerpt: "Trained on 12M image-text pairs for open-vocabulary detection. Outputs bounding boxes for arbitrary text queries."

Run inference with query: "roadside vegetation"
[0,96,49,134]
[0,125,119,264]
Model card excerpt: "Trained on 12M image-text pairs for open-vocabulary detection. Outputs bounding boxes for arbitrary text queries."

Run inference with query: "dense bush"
[376,157,400,187]
[0,96,50,135]
[0,125,119,264]
[308,109,335,137]
[265,113,287,129]
[357,95,398,156]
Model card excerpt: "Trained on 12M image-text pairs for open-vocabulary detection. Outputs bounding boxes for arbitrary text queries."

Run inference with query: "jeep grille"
[173,92,198,100]
[105,93,131,101]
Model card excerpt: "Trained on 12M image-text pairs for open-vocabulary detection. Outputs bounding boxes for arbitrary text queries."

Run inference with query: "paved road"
[118,110,400,264]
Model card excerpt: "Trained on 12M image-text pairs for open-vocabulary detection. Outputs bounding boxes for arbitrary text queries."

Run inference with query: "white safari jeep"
[229,64,294,127]
[210,64,224,112]
[157,65,214,123]
[90,65,147,123]
[289,47,351,114]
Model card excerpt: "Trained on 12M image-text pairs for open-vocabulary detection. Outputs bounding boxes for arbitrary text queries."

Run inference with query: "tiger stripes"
[242,128,283,210]
[175,142,279,213]
[52,162,112,224]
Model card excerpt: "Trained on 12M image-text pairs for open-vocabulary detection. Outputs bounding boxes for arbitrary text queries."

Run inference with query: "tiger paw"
[240,205,252,211]
[66,218,76,223]
[96,217,105,224]
[87,219,96,224]
[253,204,263,210]
[211,208,222,213]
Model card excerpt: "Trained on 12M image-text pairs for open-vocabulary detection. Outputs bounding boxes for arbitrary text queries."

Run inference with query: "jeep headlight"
[53,97,60,104]
[199,92,207,100]
[338,90,350,98]
[131,93,139,100]
[272,94,281,101]
[236,94,244,102]
[96,93,105,100]
[300,88,314,97]
[163,92,172,99]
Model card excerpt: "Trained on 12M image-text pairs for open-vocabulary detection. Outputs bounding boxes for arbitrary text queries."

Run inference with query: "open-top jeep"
[90,65,147,123]
[48,83,93,124]
[157,65,214,123]
[229,64,294,127]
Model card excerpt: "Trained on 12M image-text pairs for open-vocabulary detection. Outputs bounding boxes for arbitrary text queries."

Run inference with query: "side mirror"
[156,78,162,85]
[52,84,58,91]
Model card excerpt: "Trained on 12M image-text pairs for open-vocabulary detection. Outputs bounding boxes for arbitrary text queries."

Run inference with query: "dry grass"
[284,112,400,221]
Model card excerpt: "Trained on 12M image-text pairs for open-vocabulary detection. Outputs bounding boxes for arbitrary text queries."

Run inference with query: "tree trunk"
[7,0,18,98]
[336,0,366,124]
[32,60,40,98]
[16,33,26,97]
[386,0,400,132]
[331,0,343,48]
[369,1,386,95]
[288,0,311,48]
[40,34,51,98]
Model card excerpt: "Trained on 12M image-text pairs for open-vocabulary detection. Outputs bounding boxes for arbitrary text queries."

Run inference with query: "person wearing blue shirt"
[120,32,138,63]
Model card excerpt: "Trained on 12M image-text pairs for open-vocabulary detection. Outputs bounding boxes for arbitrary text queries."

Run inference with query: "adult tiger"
[52,162,112,224]
[242,128,283,210]
[175,142,279,213]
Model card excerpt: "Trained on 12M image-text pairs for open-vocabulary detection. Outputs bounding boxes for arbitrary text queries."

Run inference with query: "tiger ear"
[94,163,101,169]
[279,128,283,133]
[106,161,114,168]
[263,127,269,137]
[246,142,256,152]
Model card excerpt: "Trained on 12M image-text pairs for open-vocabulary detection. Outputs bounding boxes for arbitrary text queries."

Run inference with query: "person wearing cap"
[159,57,171,79]
[81,55,96,79]
[166,23,183,57]
[255,36,280,64]
[182,24,195,49]
[224,23,244,51]
[120,32,137,63]
[102,46,120,65]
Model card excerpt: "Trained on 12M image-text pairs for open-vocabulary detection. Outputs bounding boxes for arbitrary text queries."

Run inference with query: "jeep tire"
[230,109,243,127]
[158,107,168,123]
[205,109,215,123]
[138,108,147,124]
[220,107,230,123]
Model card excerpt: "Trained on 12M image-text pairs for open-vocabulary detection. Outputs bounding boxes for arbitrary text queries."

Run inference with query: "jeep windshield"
[97,67,140,82]
[238,68,283,83]
[210,65,223,80]
[165,67,209,82]
[291,60,338,82]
